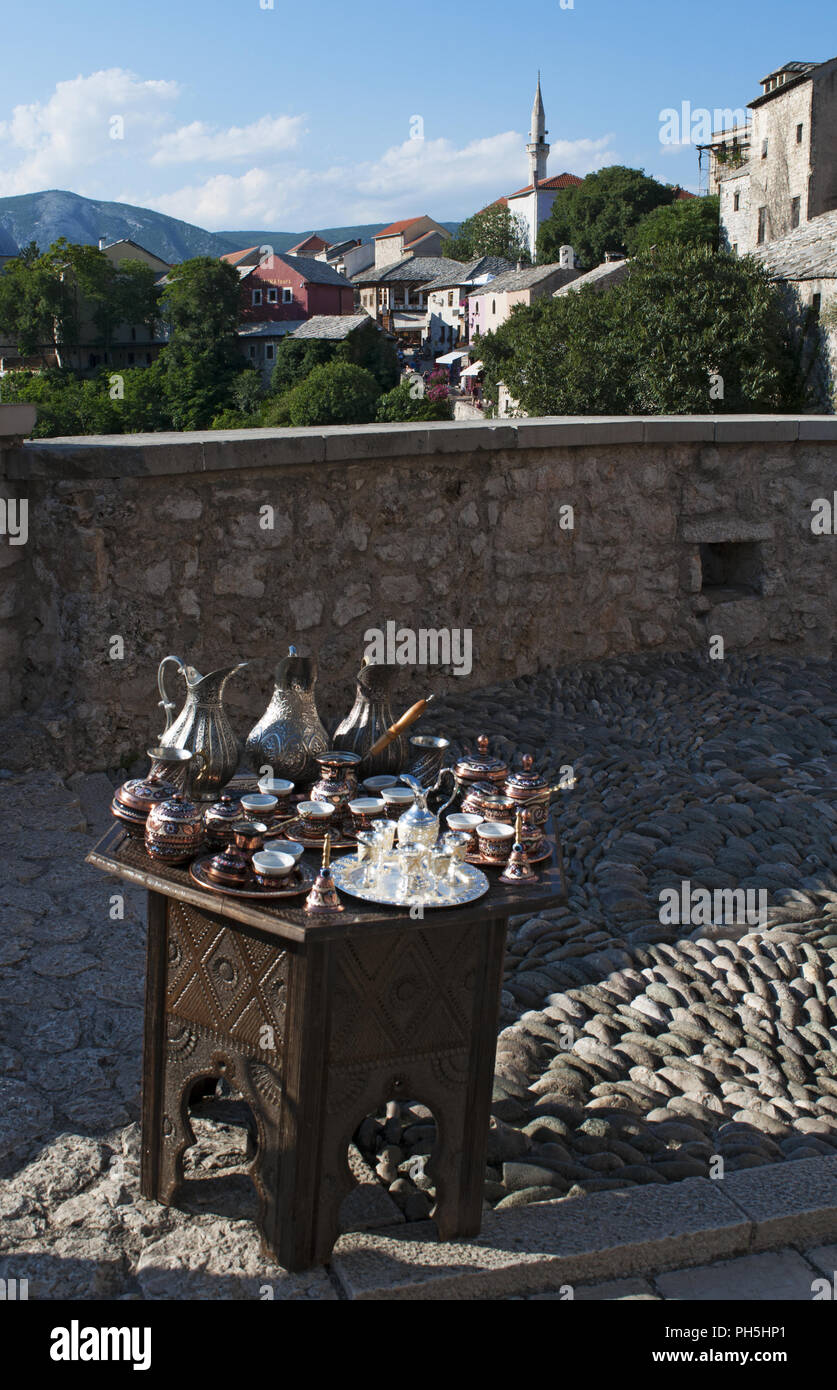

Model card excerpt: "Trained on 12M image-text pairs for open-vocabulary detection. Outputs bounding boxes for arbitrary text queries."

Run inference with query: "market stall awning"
[435,350,469,364]
[460,360,484,377]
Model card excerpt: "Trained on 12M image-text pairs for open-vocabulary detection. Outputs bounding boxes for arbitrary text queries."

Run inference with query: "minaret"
[526,73,550,187]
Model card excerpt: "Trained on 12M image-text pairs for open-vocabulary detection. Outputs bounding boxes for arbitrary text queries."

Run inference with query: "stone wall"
[1,415,837,773]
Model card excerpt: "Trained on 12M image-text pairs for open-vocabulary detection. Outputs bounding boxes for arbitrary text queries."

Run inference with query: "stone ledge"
[4,415,837,481]
[330,1178,750,1300]
[329,1156,837,1299]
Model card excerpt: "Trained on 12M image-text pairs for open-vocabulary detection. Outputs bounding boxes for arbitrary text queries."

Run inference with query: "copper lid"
[453,734,508,785]
[114,771,177,816]
[205,793,241,824]
[506,754,549,798]
[147,792,203,826]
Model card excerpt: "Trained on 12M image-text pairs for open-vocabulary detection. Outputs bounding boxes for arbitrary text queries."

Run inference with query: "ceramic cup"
[252,849,296,887]
[363,774,398,794]
[298,800,336,838]
[264,839,304,865]
[446,812,483,853]
[257,777,295,816]
[476,820,515,863]
[347,797,386,834]
[241,793,279,823]
[381,786,415,814]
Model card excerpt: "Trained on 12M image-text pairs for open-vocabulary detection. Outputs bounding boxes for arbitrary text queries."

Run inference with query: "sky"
[0,0,834,232]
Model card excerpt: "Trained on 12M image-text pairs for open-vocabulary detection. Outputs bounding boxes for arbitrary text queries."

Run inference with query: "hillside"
[0,190,459,264]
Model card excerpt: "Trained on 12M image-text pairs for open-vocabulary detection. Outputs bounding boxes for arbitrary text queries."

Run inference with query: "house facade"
[423,257,513,350]
[353,256,466,342]
[719,57,837,255]
[372,216,450,268]
[468,260,581,338]
[223,247,355,324]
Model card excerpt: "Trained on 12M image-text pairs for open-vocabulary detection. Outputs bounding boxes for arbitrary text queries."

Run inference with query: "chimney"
[98,237,107,251]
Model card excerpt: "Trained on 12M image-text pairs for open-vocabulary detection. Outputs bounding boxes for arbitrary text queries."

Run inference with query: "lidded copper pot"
[452,734,509,805]
[505,754,552,831]
[112,771,178,837]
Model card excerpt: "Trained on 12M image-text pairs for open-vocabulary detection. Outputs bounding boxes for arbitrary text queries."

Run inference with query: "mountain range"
[0,190,459,263]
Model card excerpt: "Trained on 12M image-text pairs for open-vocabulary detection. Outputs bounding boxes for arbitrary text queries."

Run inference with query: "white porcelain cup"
[446,812,482,852]
[241,793,279,818]
[264,839,304,864]
[363,775,398,793]
[258,777,294,797]
[476,820,515,862]
[381,787,415,810]
[298,800,336,834]
[252,850,295,879]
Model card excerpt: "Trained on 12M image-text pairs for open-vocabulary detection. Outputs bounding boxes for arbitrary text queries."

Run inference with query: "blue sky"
[0,0,834,231]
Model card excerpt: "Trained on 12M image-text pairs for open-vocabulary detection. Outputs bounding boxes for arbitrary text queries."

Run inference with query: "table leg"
[140,890,168,1201]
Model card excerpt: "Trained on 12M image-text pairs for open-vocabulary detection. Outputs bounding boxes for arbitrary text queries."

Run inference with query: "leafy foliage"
[444,203,529,264]
[268,360,381,428]
[269,319,398,397]
[375,375,453,422]
[628,196,720,255]
[480,247,812,416]
[536,167,676,268]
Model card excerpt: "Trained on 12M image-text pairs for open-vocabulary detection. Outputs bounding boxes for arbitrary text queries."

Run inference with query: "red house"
[223,246,355,325]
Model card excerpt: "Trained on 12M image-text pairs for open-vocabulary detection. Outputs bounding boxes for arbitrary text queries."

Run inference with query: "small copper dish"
[112,770,178,837]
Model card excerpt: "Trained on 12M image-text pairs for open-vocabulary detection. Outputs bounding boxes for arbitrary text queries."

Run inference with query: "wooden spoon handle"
[367,696,434,758]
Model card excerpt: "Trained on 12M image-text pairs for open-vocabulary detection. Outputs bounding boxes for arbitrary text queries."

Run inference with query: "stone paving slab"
[804,1243,837,1280]
[330,1177,750,1300]
[723,1156,837,1250]
[654,1250,818,1301]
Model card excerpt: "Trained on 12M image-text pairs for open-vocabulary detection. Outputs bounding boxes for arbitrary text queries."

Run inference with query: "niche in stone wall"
[698,540,764,601]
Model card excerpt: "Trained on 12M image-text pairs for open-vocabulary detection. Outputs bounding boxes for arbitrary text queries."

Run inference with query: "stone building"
[718,57,837,255]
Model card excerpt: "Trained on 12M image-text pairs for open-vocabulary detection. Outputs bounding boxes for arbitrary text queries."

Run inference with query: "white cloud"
[0,70,179,197]
[0,69,618,229]
[146,131,617,229]
[151,114,305,165]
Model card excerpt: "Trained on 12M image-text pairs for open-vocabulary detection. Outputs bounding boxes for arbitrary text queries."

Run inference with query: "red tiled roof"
[673,186,697,200]
[507,172,583,198]
[221,246,259,264]
[375,216,425,239]
[289,233,332,253]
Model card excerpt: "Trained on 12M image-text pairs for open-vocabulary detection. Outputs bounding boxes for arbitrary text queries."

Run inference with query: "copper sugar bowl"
[505,754,552,832]
[310,750,362,812]
[145,793,205,865]
[112,770,178,837]
[203,793,243,849]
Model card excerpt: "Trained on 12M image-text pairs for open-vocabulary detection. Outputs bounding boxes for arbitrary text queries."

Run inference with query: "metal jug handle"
[432,766,457,820]
[158,654,185,736]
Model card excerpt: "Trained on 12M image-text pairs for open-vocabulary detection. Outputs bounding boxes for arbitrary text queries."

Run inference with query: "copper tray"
[276,817,357,851]
[189,858,315,900]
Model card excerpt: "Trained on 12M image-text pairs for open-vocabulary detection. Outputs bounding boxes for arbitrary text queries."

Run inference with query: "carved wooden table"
[87,819,566,1271]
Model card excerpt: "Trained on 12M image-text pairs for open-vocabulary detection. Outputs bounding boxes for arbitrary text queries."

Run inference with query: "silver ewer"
[157,654,248,802]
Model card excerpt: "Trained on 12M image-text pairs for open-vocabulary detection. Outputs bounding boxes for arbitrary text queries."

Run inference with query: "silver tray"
[330,854,489,910]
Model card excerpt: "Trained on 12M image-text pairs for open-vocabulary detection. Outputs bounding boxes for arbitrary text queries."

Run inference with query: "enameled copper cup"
[347,797,386,834]
[476,821,515,864]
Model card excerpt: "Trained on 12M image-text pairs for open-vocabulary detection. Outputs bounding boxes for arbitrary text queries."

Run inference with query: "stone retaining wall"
[1,415,836,772]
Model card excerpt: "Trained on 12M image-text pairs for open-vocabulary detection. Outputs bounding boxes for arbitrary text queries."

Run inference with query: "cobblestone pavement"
[1,651,836,1298]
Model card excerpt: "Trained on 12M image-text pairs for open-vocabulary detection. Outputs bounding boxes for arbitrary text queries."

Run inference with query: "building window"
[761,139,768,159]
[252,289,263,306]
[797,123,804,143]
[732,243,738,254]
[282,287,293,303]
[699,541,763,598]
[265,344,275,359]
[267,287,278,304]
[733,191,740,212]
[757,207,767,244]
[127,352,135,364]
[145,352,152,365]
[447,291,454,306]
[492,299,496,314]
[812,293,822,317]
[791,196,801,229]
[249,345,256,358]
[131,327,136,341]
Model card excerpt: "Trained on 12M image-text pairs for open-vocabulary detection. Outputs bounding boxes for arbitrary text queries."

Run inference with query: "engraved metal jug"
[244,645,329,786]
[158,655,248,801]
[333,661,406,777]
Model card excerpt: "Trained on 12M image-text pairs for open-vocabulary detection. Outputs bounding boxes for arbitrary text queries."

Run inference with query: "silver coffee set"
[109,646,556,910]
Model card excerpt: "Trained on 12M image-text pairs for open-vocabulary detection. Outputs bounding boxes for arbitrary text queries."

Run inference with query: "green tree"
[156,256,243,428]
[375,376,453,422]
[270,337,335,395]
[111,259,161,341]
[444,203,529,264]
[269,320,398,396]
[267,360,381,427]
[537,166,675,268]
[480,247,810,416]
[629,195,720,255]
